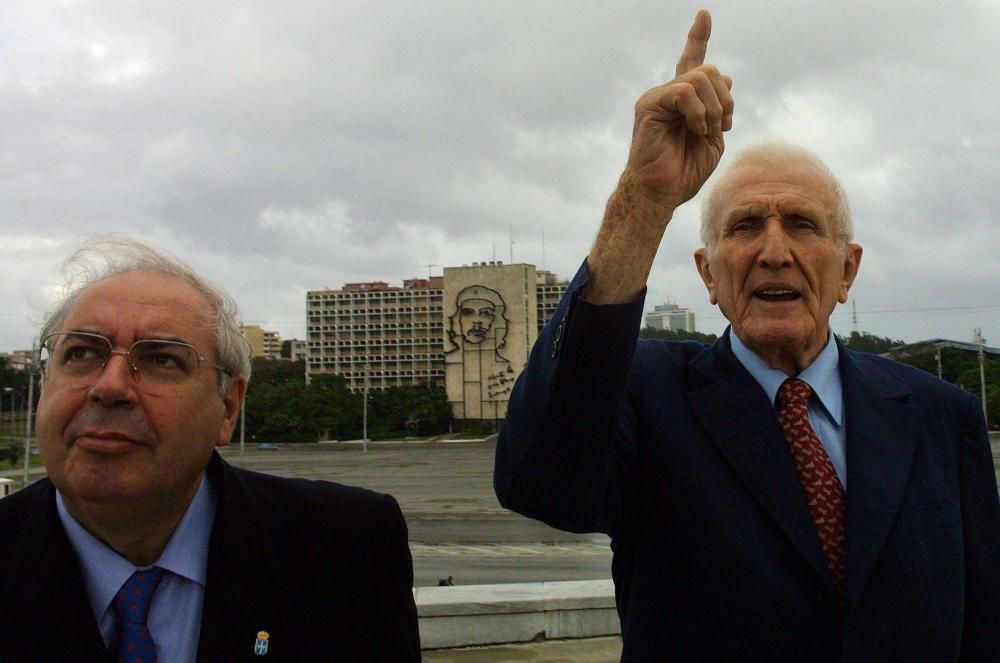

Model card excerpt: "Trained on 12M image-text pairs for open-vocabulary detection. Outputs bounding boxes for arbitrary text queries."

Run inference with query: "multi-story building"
[645,301,696,333]
[280,339,308,362]
[0,350,35,372]
[306,277,446,391]
[305,262,569,421]
[535,270,568,333]
[241,325,282,359]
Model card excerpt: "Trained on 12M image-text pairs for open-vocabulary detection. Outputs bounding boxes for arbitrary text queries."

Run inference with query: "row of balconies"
[345,369,445,378]
[326,354,441,362]
[306,306,444,315]
[306,291,444,308]
[307,330,443,340]
[307,366,445,378]
[309,338,444,352]
[314,355,444,363]
[307,321,441,329]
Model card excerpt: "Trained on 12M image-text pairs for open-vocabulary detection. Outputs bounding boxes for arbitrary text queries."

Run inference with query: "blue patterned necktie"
[112,567,165,663]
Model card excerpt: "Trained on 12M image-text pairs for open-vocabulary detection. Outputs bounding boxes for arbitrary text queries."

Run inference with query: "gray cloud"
[3,0,999,349]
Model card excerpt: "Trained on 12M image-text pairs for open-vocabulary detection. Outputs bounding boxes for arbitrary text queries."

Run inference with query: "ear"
[693,248,718,305]
[837,243,863,303]
[217,376,247,447]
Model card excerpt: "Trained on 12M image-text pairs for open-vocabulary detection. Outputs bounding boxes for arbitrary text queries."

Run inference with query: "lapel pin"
[253,630,270,656]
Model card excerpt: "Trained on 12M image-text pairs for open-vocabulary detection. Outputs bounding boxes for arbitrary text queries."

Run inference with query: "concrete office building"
[306,277,446,392]
[645,301,696,333]
[306,263,569,421]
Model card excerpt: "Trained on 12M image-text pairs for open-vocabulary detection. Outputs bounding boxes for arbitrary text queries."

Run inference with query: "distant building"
[281,339,308,362]
[882,338,1000,362]
[645,301,696,333]
[535,270,567,333]
[0,350,35,372]
[241,325,282,359]
[306,277,446,391]
[306,262,569,422]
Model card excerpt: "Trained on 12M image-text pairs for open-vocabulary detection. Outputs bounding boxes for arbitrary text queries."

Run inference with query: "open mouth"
[753,288,801,302]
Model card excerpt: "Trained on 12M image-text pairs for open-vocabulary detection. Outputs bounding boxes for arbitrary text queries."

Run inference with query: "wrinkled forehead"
[61,270,217,345]
[715,160,838,214]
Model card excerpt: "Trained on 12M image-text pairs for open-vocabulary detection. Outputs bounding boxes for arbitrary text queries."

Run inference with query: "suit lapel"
[1,481,110,659]
[688,333,833,590]
[197,454,282,660]
[839,348,920,609]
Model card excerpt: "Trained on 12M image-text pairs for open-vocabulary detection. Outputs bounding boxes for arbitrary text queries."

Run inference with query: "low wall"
[414,579,620,650]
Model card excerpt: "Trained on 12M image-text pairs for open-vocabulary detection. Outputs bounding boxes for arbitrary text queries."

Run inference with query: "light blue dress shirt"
[56,472,217,663]
[729,331,847,488]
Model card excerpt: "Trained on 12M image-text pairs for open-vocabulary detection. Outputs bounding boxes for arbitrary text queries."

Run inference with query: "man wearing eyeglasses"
[0,236,420,661]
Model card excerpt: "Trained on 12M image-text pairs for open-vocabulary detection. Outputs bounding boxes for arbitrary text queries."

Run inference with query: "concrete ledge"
[414,579,620,650]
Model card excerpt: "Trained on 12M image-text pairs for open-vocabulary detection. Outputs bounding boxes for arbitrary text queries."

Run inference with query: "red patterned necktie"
[112,567,165,663]
[777,378,846,593]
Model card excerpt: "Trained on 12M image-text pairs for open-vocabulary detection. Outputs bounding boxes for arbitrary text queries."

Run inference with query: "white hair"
[700,139,853,249]
[40,234,252,396]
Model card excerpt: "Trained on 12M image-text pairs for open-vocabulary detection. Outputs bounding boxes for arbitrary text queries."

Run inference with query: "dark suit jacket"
[0,453,420,661]
[495,264,1000,662]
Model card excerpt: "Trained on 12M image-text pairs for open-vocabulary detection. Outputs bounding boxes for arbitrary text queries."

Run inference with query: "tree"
[365,385,451,439]
[838,331,904,354]
[250,358,305,385]
[892,347,1000,429]
[0,358,38,439]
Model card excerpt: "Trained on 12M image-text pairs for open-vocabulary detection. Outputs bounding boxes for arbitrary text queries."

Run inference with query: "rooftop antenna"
[425,264,439,279]
[509,223,515,264]
[541,231,546,270]
[851,300,858,333]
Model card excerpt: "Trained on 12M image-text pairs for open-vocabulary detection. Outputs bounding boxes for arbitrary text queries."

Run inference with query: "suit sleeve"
[371,493,421,660]
[958,394,1000,660]
[494,260,644,537]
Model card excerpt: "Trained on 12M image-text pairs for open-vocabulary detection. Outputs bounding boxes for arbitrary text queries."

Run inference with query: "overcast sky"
[3,0,999,353]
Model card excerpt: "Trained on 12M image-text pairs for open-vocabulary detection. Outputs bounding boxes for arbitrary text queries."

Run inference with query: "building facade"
[241,325,283,359]
[281,339,308,362]
[306,262,568,421]
[645,302,696,332]
[306,277,446,391]
[0,350,35,372]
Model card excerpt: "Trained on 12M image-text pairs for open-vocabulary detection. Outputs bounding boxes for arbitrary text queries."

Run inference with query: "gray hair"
[40,234,252,396]
[700,139,853,249]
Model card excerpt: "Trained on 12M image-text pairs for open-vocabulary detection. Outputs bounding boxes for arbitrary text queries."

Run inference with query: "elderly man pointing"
[495,10,1000,661]
[0,236,420,661]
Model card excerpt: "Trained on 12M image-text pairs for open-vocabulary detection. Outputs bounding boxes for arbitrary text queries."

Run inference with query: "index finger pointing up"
[675,10,712,77]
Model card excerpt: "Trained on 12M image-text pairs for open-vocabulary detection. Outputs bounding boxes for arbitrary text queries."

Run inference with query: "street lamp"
[22,341,38,486]
[974,329,988,425]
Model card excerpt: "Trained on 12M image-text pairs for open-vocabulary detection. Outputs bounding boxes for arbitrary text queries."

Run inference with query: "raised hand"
[585,10,735,304]
[624,10,734,210]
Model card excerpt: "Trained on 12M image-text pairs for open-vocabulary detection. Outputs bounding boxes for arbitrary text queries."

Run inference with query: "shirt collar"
[56,471,217,618]
[729,329,843,426]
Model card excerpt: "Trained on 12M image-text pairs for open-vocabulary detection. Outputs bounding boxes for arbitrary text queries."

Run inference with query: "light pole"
[239,396,246,467]
[23,341,38,485]
[362,375,369,454]
[974,329,988,425]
